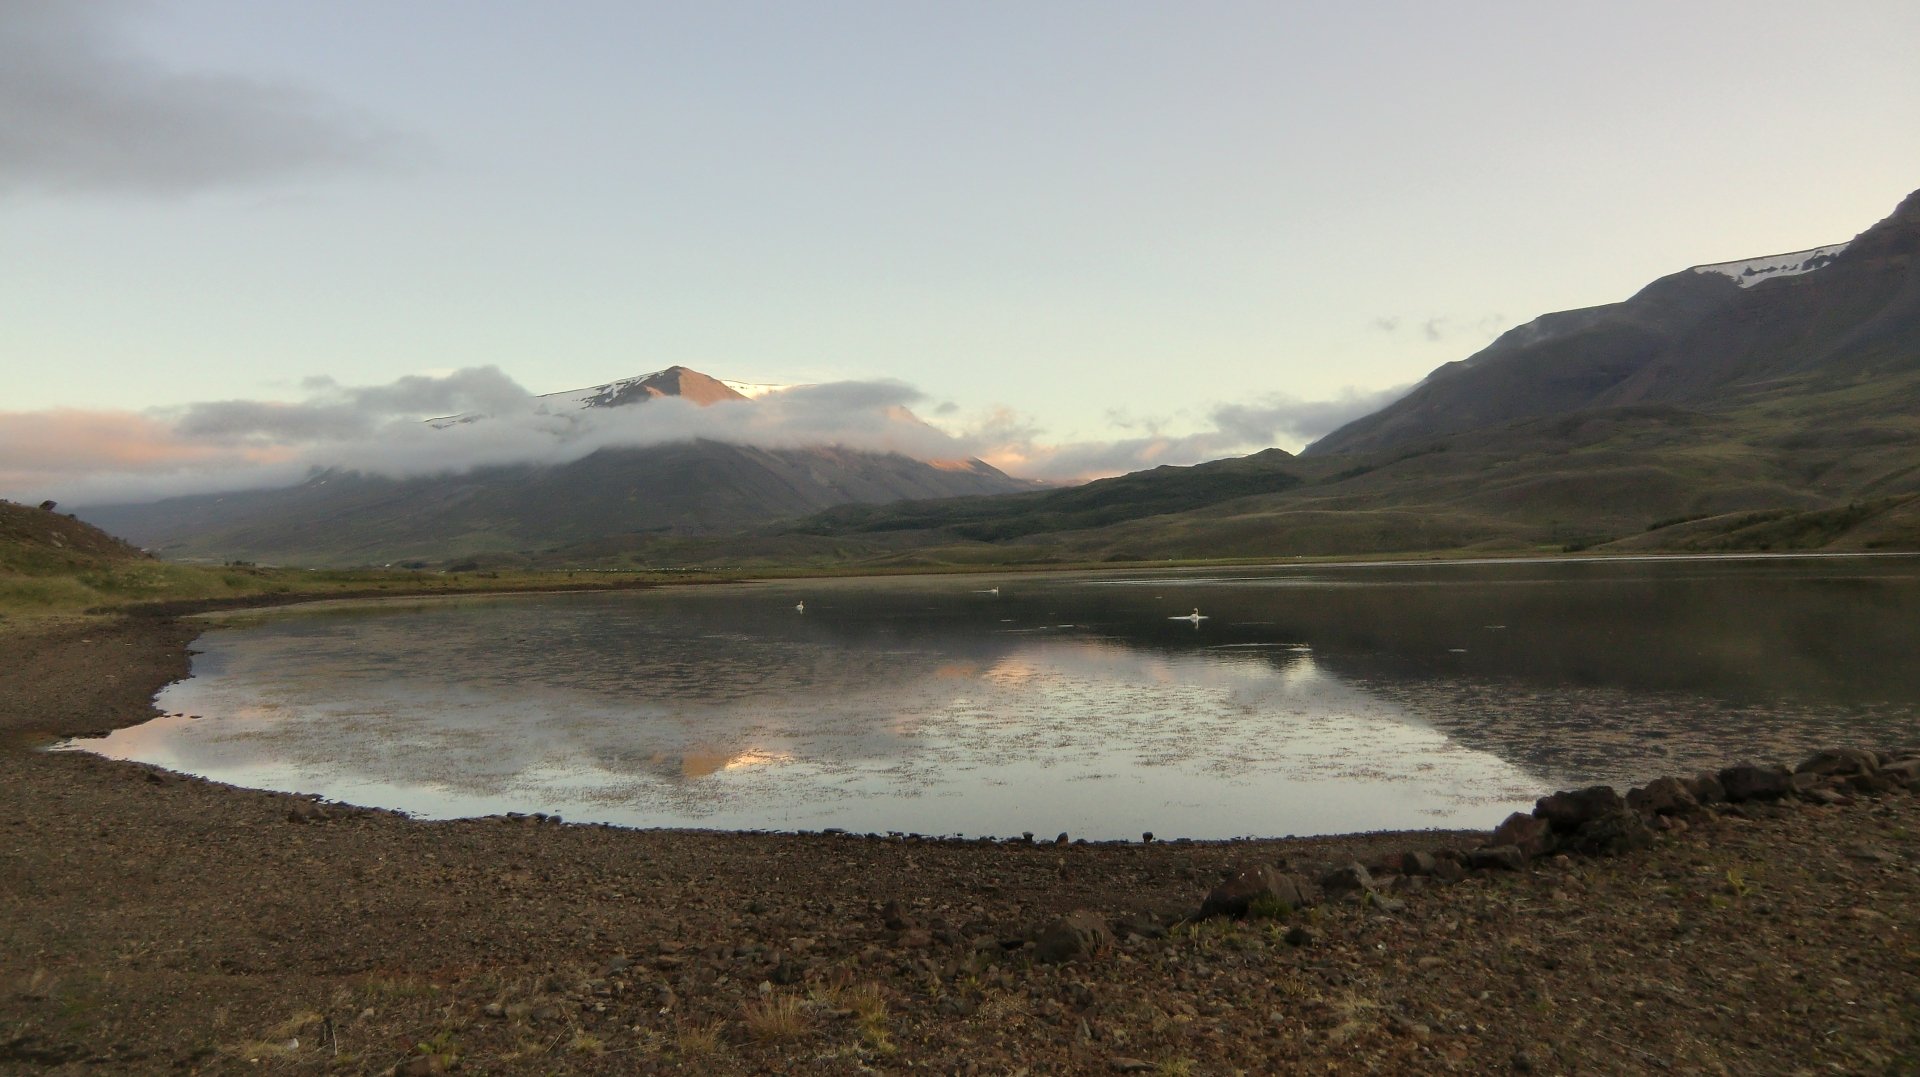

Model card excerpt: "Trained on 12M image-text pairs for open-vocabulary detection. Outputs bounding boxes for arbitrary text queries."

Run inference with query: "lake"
[67,555,1920,839]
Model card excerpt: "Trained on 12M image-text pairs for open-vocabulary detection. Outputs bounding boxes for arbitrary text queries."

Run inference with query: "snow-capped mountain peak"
[1691,243,1848,288]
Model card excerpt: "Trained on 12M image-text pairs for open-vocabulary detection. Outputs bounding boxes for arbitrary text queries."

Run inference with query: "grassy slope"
[0,499,698,619]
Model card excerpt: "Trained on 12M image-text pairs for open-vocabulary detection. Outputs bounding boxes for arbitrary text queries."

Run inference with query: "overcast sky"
[4,1,1919,501]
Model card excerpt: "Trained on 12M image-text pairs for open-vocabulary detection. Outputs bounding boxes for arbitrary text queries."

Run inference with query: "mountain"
[81,367,1033,565]
[678,189,1920,567]
[1309,189,1920,457]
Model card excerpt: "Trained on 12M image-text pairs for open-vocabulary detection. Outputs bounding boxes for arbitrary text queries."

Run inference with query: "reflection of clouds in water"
[79,612,1544,839]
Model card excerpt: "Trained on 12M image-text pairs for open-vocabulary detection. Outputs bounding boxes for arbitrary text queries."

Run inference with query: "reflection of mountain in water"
[71,558,1920,835]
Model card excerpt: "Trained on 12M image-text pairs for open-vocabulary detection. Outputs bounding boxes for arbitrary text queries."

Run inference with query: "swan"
[1170,607,1208,623]
[795,601,805,612]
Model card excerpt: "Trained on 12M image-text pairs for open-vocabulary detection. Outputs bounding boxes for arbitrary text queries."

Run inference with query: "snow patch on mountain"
[1692,243,1849,288]
[721,380,792,399]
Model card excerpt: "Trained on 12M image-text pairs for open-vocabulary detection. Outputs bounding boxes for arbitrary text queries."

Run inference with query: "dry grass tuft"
[675,1018,726,1058]
[740,994,813,1043]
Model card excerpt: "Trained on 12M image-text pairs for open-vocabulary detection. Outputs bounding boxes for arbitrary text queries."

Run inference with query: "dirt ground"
[2,611,1917,1075]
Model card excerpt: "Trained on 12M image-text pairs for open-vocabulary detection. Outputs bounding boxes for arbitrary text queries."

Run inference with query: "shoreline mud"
[3,608,1917,1074]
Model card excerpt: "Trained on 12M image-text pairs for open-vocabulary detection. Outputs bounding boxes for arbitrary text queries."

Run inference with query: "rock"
[1803,787,1852,807]
[1399,850,1438,876]
[1431,858,1467,884]
[1626,776,1698,817]
[1684,772,1727,806]
[1535,786,1626,833]
[1140,832,1154,843]
[1845,844,1896,863]
[1111,1059,1157,1073]
[879,900,920,932]
[1880,758,1920,784]
[1112,913,1168,939]
[1563,809,1655,856]
[1055,832,1070,845]
[1795,748,1881,777]
[1283,925,1318,947]
[1318,862,1376,898]
[1491,812,1553,856]
[1034,910,1113,964]
[286,800,329,824]
[1847,772,1897,795]
[1718,764,1793,802]
[1200,866,1316,919]
[1466,845,1526,872]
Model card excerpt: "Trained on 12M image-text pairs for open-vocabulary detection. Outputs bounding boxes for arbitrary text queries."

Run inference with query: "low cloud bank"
[1,368,1408,506]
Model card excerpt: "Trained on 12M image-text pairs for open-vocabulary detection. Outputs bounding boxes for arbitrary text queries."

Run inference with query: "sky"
[4,0,1919,503]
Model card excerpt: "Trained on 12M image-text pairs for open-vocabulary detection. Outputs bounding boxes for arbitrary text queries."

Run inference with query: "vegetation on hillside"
[0,499,689,618]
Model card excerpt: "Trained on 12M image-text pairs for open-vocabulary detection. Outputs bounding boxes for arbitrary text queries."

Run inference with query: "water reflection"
[66,556,1920,839]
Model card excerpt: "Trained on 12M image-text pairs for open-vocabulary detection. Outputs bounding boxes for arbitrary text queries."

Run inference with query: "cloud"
[0,369,969,505]
[0,368,1412,504]
[0,3,397,196]
[1368,312,1507,344]
[960,385,1412,482]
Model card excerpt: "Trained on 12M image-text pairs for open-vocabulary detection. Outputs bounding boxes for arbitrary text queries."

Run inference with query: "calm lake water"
[69,555,1920,839]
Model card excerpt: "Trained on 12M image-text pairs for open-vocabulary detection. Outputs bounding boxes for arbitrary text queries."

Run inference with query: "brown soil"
[2,611,1917,1075]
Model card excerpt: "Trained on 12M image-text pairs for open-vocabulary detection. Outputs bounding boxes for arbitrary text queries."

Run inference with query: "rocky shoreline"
[3,611,1918,1074]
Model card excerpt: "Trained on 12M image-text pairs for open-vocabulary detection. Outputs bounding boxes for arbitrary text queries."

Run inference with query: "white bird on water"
[795,601,805,613]
[1171,607,1208,624]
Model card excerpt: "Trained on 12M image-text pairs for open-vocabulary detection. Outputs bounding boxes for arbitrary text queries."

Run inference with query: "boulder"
[1200,866,1315,919]
[1033,910,1113,964]
[1399,850,1439,876]
[1626,776,1698,817]
[1795,748,1880,778]
[1535,786,1625,833]
[286,800,329,824]
[1491,812,1553,857]
[1880,758,1920,786]
[1318,862,1376,898]
[1466,845,1526,872]
[879,900,921,932]
[1563,809,1655,856]
[1718,764,1793,802]
[1684,773,1727,806]
[1846,772,1896,795]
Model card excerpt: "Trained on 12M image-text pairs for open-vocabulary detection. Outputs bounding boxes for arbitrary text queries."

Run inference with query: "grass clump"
[740,994,812,1044]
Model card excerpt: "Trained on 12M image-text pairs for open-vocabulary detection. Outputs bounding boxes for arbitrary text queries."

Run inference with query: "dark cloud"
[0,2,397,196]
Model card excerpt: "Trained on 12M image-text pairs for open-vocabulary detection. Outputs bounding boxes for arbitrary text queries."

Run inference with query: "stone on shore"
[1492,812,1553,857]
[1795,748,1880,778]
[1466,845,1526,872]
[1318,862,1376,899]
[1627,776,1699,817]
[1200,866,1315,919]
[1034,910,1113,964]
[1719,764,1793,803]
[1535,786,1626,833]
[1562,809,1655,856]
